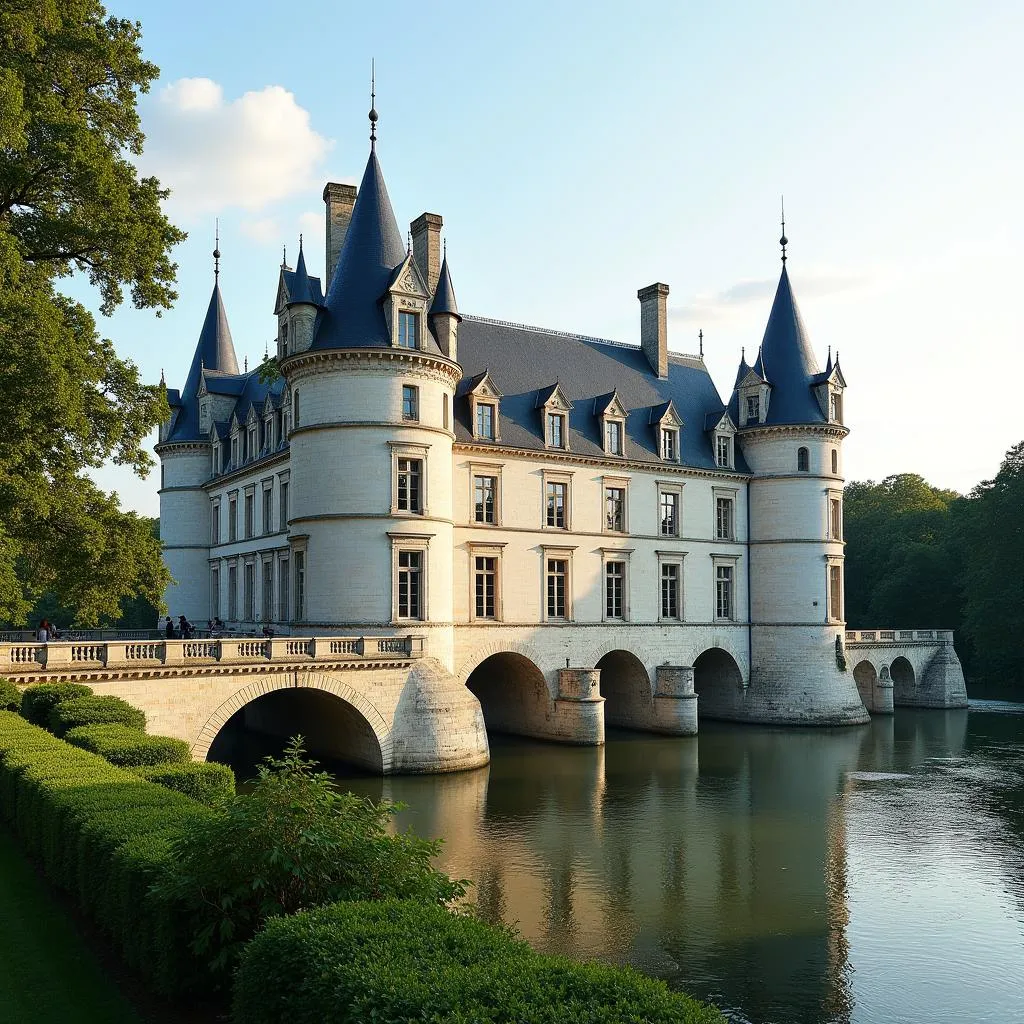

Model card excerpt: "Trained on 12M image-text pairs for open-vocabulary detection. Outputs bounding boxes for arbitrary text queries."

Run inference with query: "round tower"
[733,254,867,725]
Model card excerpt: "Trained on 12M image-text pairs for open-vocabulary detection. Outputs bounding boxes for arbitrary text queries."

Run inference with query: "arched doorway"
[853,660,878,711]
[890,656,916,703]
[207,686,384,774]
[595,650,651,729]
[693,647,743,720]
[466,652,551,739]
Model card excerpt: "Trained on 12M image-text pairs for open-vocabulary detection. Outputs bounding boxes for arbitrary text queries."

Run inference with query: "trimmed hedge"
[234,900,725,1024]
[65,724,190,767]
[48,695,146,737]
[0,711,216,997]
[0,677,20,712]
[20,682,93,726]
[135,762,235,807]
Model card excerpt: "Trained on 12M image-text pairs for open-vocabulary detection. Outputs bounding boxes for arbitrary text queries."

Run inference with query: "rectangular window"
[473,475,497,524]
[605,486,625,532]
[294,551,305,622]
[716,435,731,468]
[605,420,623,455]
[210,566,220,620]
[746,395,760,422]
[545,480,567,528]
[279,481,289,531]
[397,458,423,513]
[397,550,422,619]
[830,393,843,423]
[228,496,238,542]
[661,428,677,461]
[402,385,418,421]
[474,556,497,619]
[227,563,237,620]
[660,491,679,537]
[244,492,254,539]
[831,498,843,540]
[231,435,240,466]
[476,403,495,439]
[661,563,680,619]
[278,558,290,622]
[716,564,734,620]
[261,560,273,621]
[546,558,567,618]
[244,562,255,620]
[715,496,734,541]
[829,564,843,620]
[247,426,256,460]
[263,487,273,535]
[211,502,220,544]
[605,560,625,619]
[547,412,565,448]
[397,310,418,349]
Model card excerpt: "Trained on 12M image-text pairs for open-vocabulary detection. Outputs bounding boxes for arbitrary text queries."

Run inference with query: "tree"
[0,0,183,623]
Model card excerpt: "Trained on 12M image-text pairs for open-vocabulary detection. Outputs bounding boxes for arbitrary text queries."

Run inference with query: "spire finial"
[699,329,703,358]
[369,59,378,149]
[244,355,248,373]
[407,230,411,256]
[779,195,788,264]
[281,244,287,269]
[298,232,303,253]
[160,367,165,386]
[213,218,221,280]
[443,237,447,259]
[742,345,746,361]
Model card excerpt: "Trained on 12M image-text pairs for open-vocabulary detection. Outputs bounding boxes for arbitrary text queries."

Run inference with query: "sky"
[82,0,1024,516]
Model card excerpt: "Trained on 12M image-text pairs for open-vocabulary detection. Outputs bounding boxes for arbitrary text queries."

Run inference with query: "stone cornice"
[203,448,290,491]
[155,440,209,456]
[738,423,850,442]
[280,347,463,389]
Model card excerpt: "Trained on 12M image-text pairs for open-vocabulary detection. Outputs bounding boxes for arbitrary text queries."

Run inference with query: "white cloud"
[140,78,330,216]
[239,217,281,243]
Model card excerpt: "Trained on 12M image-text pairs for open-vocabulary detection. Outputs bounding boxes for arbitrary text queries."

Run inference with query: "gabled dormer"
[650,400,683,463]
[466,370,502,442]
[228,411,243,469]
[245,404,260,462]
[737,363,771,427]
[536,383,573,450]
[197,375,212,437]
[812,353,847,425]
[705,410,737,469]
[594,391,627,457]
[384,253,430,351]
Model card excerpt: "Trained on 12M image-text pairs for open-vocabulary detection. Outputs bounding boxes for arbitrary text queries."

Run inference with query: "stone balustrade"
[0,635,426,676]
[845,629,954,644]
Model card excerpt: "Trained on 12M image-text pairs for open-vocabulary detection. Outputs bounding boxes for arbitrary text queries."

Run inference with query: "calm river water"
[334,702,1024,1024]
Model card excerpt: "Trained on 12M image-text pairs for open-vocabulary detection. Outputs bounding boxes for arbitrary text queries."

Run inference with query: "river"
[333,702,1024,1024]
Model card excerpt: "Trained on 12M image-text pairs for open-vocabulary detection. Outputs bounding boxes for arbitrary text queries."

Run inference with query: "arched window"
[797,446,809,472]
[293,389,300,428]
[443,393,449,430]
[831,449,838,474]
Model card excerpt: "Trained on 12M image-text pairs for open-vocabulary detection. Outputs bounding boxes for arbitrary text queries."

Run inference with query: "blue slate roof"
[429,255,460,318]
[455,318,749,473]
[313,149,417,351]
[165,282,240,442]
[284,243,323,307]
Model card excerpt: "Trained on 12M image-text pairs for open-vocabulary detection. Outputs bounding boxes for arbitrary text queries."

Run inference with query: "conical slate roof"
[755,265,825,425]
[166,281,240,441]
[287,241,320,306]
[313,149,407,349]
[429,254,460,318]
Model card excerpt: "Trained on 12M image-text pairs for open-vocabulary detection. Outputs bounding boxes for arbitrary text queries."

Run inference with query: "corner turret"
[429,249,461,361]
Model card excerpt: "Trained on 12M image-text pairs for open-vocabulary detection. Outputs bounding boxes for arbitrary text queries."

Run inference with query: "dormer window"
[746,395,760,422]
[398,310,418,349]
[466,372,502,443]
[606,420,623,456]
[476,402,495,440]
[661,428,677,462]
[548,412,566,449]
[247,424,257,461]
[537,382,573,451]
[597,392,626,458]
[716,435,732,469]
[231,432,240,467]
[830,392,843,424]
[281,321,289,357]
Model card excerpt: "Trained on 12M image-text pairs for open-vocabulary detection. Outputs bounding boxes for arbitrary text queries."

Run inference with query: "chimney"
[638,282,670,378]
[411,212,443,295]
[323,182,357,285]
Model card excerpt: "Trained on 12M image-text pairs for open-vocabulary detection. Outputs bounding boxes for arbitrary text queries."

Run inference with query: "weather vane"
[369,59,378,148]
[780,196,788,264]
[214,218,221,280]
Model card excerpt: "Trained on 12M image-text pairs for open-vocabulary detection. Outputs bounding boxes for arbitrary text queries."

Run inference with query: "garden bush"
[233,900,725,1024]
[135,761,235,806]
[20,681,93,726]
[65,724,189,767]
[0,711,216,997]
[0,677,21,712]
[48,694,145,737]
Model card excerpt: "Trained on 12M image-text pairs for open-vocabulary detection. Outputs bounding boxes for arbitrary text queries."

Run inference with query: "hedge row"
[66,724,190,767]
[0,711,216,996]
[234,900,724,1024]
[20,681,93,725]
[49,694,146,737]
[0,677,20,712]
[134,762,235,807]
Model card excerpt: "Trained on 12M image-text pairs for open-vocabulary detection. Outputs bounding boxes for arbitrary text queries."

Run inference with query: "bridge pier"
[553,669,605,745]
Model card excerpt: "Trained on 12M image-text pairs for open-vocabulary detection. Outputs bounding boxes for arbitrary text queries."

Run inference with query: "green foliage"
[0,0,181,624]
[135,761,235,807]
[234,899,725,1024]
[20,681,93,726]
[154,738,464,975]
[48,694,145,737]
[0,677,21,712]
[256,354,281,384]
[0,711,215,997]
[65,723,188,766]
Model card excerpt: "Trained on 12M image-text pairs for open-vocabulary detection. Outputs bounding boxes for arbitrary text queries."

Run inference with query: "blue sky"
[86,0,1024,515]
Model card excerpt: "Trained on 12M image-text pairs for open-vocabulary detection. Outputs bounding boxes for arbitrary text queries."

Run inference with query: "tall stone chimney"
[323,182,357,285]
[638,282,670,379]
[411,212,443,295]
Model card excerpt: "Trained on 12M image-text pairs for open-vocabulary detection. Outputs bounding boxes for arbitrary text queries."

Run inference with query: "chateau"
[155,114,965,761]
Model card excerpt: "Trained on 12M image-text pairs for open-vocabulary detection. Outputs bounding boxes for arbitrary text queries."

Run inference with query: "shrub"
[48,695,145,737]
[0,677,21,712]
[136,761,235,806]
[20,681,93,726]
[65,724,190,767]
[154,738,463,974]
[233,900,725,1024]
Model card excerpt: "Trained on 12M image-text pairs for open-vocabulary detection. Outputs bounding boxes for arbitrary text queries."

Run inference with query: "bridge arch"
[595,649,652,729]
[693,647,743,720]
[194,673,393,773]
[464,650,553,739]
[890,656,916,703]
[853,659,878,709]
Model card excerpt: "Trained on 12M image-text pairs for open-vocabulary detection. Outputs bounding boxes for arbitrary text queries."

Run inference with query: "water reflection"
[338,706,1023,1024]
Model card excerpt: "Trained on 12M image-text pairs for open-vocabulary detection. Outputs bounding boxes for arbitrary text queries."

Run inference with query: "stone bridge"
[844,629,968,714]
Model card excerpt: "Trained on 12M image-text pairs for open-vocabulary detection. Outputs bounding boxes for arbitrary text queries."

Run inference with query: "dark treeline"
[844,441,1024,687]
